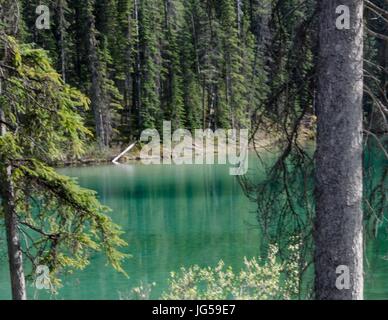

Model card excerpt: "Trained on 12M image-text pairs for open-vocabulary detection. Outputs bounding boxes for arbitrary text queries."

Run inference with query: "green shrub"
[160,244,300,300]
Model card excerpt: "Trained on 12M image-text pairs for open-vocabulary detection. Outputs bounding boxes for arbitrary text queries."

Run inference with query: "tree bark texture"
[314,0,364,300]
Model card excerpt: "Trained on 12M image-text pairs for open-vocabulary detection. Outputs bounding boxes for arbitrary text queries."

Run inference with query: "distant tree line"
[13,0,272,148]
[11,1,386,147]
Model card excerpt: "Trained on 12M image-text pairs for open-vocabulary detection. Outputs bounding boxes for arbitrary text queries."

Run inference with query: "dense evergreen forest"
[16,0,271,147]
[0,0,387,301]
[3,0,387,147]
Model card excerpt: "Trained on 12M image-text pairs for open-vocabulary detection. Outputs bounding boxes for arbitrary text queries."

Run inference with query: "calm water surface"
[0,156,387,299]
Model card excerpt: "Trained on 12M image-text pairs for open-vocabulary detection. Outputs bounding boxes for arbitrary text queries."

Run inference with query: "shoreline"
[55,124,318,168]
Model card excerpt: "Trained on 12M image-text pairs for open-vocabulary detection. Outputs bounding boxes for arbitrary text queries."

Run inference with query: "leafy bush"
[129,243,300,300]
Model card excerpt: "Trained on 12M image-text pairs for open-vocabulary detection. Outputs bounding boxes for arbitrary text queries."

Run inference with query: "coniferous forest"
[16,0,273,144]
[0,0,387,303]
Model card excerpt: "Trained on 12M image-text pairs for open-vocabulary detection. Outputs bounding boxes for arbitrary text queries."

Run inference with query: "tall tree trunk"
[236,0,242,36]
[133,0,142,131]
[56,0,67,82]
[86,1,109,148]
[124,8,133,134]
[0,165,27,300]
[314,0,364,300]
[163,0,173,113]
[0,59,27,301]
[74,2,83,83]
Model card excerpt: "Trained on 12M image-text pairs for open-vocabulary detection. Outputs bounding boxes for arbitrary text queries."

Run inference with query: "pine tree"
[161,0,185,129]
[1,19,127,301]
[78,0,114,148]
[53,0,68,82]
[138,0,163,130]
[115,0,135,140]
[179,0,202,130]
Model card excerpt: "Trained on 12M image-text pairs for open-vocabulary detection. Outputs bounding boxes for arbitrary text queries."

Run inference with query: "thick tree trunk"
[314,0,364,300]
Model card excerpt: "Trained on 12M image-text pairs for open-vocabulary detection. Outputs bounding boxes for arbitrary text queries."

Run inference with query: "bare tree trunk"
[0,165,27,300]
[314,0,364,300]
[0,61,27,300]
[56,0,67,82]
